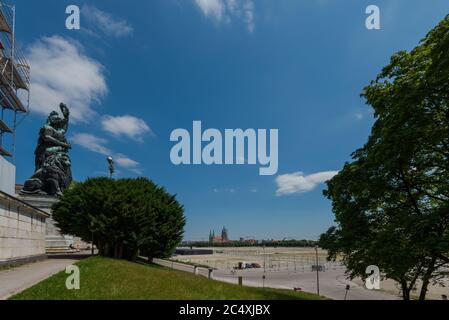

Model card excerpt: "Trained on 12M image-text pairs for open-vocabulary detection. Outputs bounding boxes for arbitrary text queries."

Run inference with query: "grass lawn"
[10,256,324,300]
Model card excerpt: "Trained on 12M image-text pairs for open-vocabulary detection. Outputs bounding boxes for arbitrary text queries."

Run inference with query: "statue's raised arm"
[60,102,70,132]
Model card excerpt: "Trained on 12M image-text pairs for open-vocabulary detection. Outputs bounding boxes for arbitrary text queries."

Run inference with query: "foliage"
[53,177,185,261]
[319,14,449,300]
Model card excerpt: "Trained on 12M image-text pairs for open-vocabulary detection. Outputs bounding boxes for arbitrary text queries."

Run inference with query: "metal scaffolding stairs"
[0,2,30,159]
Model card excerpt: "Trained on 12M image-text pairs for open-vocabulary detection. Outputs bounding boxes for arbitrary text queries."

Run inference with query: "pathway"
[0,253,90,300]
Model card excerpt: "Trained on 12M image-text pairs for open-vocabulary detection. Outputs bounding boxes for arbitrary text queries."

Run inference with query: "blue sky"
[8,0,449,241]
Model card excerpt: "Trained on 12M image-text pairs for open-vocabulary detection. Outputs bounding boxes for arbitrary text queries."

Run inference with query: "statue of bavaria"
[21,103,73,196]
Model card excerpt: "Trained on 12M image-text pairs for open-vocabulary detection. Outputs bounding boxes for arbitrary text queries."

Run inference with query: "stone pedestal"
[17,194,76,253]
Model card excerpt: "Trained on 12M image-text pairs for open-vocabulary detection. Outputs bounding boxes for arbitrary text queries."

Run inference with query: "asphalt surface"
[154,259,400,300]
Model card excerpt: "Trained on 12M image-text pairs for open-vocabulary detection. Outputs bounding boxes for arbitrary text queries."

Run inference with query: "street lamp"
[263,245,266,273]
[344,285,350,300]
[107,156,114,179]
[90,221,95,256]
[315,246,320,296]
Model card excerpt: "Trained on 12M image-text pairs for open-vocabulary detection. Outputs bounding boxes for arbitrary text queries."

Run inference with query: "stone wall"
[0,193,48,263]
[0,156,16,195]
[18,194,80,253]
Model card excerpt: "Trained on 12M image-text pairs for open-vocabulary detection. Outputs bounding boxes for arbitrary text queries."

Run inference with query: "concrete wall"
[0,156,15,195]
[0,198,47,262]
[18,194,79,253]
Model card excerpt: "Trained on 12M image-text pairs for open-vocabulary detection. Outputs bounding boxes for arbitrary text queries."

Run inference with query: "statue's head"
[47,111,64,128]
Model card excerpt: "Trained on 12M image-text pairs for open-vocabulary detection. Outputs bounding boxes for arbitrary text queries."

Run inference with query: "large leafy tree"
[53,177,186,261]
[320,15,449,300]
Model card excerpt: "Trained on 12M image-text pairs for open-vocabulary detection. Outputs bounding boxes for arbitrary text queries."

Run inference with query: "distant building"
[209,226,230,243]
[212,236,224,243]
[208,230,215,243]
[221,226,229,242]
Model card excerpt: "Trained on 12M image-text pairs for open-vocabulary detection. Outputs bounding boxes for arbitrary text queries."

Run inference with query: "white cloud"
[212,188,237,193]
[73,133,141,173]
[275,171,339,196]
[114,153,142,174]
[28,36,107,122]
[194,0,255,33]
[114,153,139,169]
[72,133,111,155]
[194,0,225,21]
[101,115,152,141]
[241,0,255,33]
[82,5,133,38]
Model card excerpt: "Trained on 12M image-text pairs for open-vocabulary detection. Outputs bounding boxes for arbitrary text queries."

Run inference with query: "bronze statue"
[21,103,73,196]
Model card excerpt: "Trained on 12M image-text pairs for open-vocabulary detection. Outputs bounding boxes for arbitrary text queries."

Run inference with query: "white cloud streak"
[194,0,255,33]
[73,133,111,155]
[82,5,133,38]
[275,171,339,196]
[194,0,225,21]
[28,36,107,123]
[72,133,141,173]
[101,115,152,141]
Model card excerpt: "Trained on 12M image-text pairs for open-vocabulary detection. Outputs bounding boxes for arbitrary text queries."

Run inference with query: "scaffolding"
[0,2,30,161]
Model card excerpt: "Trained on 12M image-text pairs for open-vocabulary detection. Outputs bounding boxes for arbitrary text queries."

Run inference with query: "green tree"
[320,14,449,300]
[53,177,186,261]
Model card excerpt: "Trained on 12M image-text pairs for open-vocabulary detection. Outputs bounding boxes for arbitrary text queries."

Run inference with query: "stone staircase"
[17,193,89,254]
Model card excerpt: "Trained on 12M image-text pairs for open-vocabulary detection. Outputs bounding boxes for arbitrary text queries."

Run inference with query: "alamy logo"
[65,265,80,290]
[365,265,380,290]
[170,121,278,176]
[366,5,381,30]
[65,5,80,30]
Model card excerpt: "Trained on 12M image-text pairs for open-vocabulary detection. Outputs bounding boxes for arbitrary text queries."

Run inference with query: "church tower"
[221,226,229,242]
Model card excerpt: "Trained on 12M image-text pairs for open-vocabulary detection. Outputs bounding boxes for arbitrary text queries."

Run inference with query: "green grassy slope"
[11,256,323,300]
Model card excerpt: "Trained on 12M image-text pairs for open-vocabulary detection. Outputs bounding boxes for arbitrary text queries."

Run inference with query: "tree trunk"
[419,279,430,301]
[98,239,104,256]
[129,249,138,262]
[118,243,124,259]
[419,257,437,301]
[114,241,124,259]
[105,243,113,257]
[401,281,411,300]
